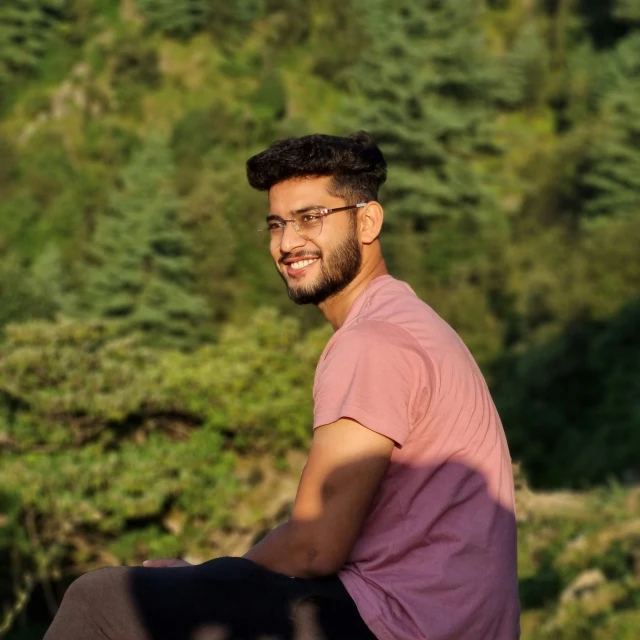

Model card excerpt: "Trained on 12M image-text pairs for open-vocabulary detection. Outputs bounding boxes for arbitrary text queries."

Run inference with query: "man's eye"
[268,221,284,230]
[300,214,321,224]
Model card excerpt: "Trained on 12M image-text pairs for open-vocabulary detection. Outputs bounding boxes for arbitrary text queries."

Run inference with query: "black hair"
[246,131,387,203]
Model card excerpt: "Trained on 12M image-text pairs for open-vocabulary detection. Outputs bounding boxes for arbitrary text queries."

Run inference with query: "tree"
[614,0,640,22]
[492,296,640,488]
[78,134,211,347]
[0,1,68,78]
[135,0,211,39]
[0,0,76,113]
[577,33,640,219]
[340,0,508,354]
[349,0,502,230]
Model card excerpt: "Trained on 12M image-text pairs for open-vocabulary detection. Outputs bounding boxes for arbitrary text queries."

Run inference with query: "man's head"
[246,132,387,305]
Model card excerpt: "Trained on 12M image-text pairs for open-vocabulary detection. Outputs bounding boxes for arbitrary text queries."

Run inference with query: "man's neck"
[318,257,388,331]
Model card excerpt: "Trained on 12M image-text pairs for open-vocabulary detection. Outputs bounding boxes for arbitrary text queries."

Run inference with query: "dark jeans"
[43,557,377,640]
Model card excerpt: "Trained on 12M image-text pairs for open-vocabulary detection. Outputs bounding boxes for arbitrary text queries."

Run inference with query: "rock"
[560,569,606,604]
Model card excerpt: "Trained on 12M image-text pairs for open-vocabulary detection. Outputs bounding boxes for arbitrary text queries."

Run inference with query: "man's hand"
[142,559,193,568]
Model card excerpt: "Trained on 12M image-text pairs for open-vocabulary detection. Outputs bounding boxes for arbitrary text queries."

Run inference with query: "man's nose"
[279,222,306,253]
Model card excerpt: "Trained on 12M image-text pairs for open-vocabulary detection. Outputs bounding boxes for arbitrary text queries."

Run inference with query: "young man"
[45,132,520,639]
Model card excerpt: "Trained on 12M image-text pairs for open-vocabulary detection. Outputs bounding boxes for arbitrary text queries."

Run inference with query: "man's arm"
[243,417,395,578]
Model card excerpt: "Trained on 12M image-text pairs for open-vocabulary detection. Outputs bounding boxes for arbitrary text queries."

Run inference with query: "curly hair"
[246,131,387,203]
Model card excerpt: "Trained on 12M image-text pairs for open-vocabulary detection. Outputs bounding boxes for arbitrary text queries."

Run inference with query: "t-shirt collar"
[339,274,395,332]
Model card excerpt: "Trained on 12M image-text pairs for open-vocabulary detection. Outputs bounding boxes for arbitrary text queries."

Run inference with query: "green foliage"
[112,36,161,114]
[16,129,75,207]
[136,0,265,42]
[136,0,211,39]
[614,0,640,22]
[0,318,164,444]
[517,481,640,639]
[77,134,211,347]
[0,0,98,114]
[493,296,640,488]
[0,309,324,452]
[579,85,640,219]
[495,21,550,109]
[0,309,323,627]
[0,1,69,81]
[502,216,640,346]
[82,121,138,167]
[0,1,638,636]
[345,0,510,351]
[0,428,240,571]
[170,101,250,175]
[0,251,69,336]
[352,0,501,229]
[179,175,239,320]
[306,0,368,82]
[0,132,17,188]
[251,69,287,125]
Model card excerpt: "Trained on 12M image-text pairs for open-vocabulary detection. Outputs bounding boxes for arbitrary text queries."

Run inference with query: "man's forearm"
[243,521,329,579]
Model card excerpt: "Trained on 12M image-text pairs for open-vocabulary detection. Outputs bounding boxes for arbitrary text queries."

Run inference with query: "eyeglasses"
[260,203,368,245]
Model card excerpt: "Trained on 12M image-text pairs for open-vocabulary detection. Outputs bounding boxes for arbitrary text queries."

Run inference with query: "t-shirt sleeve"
[313,321,429,446]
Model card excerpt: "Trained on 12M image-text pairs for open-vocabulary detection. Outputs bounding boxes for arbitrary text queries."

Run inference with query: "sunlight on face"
[268,177,363,305]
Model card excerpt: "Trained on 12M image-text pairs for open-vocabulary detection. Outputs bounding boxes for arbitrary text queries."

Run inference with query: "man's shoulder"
[322,276,453,366]
[349,279,440,339]
[330,318,427,366]
[361,277,466,351]
[361,277,436,320]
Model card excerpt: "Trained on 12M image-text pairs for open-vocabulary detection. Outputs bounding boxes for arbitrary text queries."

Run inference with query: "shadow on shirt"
[122,457,519,640]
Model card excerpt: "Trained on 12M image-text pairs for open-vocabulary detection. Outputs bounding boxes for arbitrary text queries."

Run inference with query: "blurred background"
[0,0,638,638]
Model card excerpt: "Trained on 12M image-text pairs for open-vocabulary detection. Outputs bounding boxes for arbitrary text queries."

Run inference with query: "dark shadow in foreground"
[42,459,519,640]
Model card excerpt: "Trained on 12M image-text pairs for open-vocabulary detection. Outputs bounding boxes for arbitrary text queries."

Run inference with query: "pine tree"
[579,86,640,219]
[0,244,73,337]
[0,0,69,86]
[340,0,509,339]
[578,33,640,219]
[135,0,212,38]
[79,134,210,347]
[349,0,502,230]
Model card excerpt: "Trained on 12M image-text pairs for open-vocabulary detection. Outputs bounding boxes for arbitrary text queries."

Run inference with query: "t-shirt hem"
[367,618,396,640]
[338,572,395,640]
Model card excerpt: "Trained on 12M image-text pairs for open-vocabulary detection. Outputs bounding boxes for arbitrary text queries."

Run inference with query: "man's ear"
[359,202,384,244]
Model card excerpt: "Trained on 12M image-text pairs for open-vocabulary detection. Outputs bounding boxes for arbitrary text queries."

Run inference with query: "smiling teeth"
[291,259,317,269]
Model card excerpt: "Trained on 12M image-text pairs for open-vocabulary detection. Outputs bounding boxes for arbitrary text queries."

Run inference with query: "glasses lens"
[296,212,323,240]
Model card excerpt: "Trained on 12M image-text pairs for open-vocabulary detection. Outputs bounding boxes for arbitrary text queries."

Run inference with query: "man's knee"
[199,556,260,581]
[62,567,130,610]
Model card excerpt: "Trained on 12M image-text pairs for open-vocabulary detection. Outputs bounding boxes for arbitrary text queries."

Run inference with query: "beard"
[278,229,363,306]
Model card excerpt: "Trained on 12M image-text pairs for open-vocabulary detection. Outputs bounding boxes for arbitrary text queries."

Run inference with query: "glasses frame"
[261,202,369,245]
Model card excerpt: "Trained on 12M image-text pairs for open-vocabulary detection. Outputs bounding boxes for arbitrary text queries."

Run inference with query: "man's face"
[268,176,362,305]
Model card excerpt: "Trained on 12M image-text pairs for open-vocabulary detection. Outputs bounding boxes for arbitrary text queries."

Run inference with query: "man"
[45,132,520,639]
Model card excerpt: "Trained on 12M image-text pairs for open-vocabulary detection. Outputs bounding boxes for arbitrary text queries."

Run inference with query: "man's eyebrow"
[293,205,325,214]
[266,205,325,221]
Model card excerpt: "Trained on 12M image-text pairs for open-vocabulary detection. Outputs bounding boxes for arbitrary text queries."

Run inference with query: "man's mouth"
[283,257,320,277]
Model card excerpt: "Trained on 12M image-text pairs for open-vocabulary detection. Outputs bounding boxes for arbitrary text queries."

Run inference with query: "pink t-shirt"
[313,275,520,640]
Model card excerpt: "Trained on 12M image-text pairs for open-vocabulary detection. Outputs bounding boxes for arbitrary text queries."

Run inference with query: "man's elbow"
[303,548,346,577]
[288,522,349,577]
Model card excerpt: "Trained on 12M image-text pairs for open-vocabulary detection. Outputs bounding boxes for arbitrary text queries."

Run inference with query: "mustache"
[278,252,321,265]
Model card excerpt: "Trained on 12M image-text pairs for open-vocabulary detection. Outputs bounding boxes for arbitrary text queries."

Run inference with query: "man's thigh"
[45,557,294,640]
[130,557,295,639]
[45,557,375,640]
